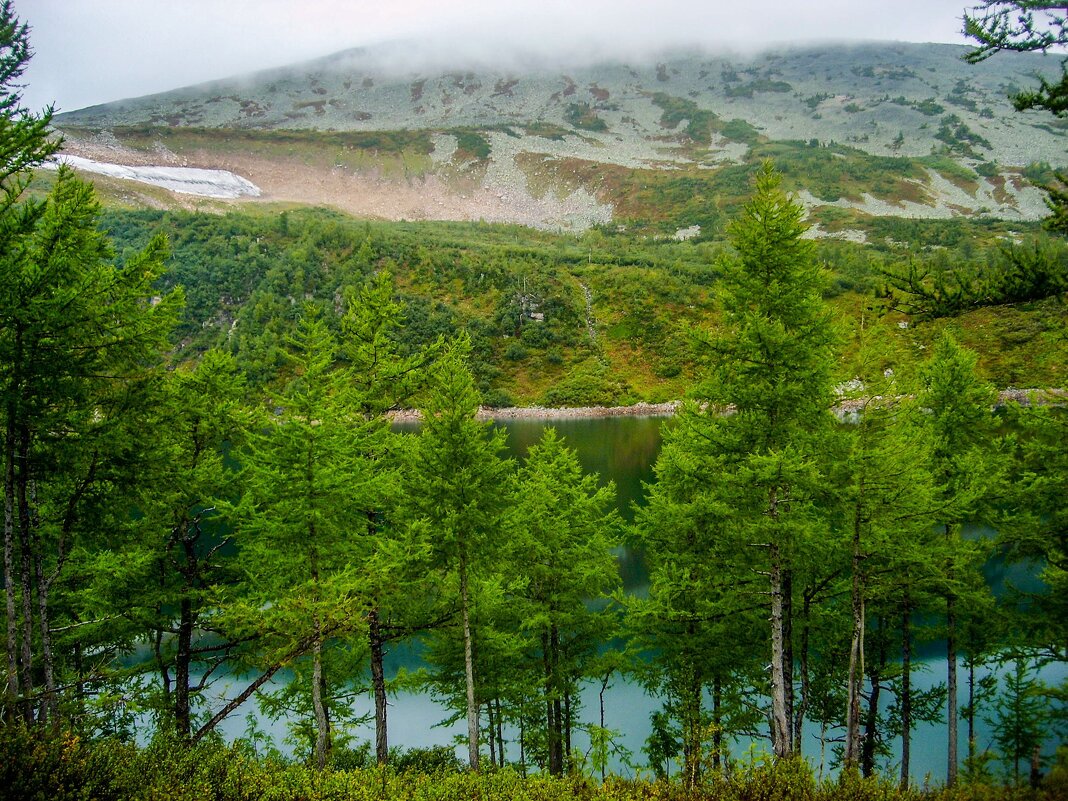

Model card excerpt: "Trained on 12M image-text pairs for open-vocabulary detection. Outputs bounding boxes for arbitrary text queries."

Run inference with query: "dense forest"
[2,4,1067,800]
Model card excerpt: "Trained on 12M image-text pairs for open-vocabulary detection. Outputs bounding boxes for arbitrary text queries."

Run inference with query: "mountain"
[54,41,1066,233]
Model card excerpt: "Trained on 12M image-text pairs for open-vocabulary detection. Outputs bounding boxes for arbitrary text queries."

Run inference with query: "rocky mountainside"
[54,41,1067,232]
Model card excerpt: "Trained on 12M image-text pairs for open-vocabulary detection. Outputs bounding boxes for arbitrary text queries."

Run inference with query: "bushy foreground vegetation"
[5,725,1068,801]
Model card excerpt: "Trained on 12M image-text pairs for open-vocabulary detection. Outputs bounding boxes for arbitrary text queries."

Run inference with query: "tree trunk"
[599,671,610,782]
[794,590,812,750]
[495,697,505,767]
[1030,743,1042,788]
[682,662,702,789]
[73,638,85,722]
[564,685,573,771]
[845,514,865,771]
[16,427,35,721]
[900,588,912,791]
[712,676,722,773]
[3,413,19,717]
[519,714,526,777]
[175,592,193,739]
[459,560,480,771]
[31,541,56,725]
[368,606,389,765]
[544,625,564,775]
[311,628,331,770]
[947,594,958,786]
[487,701,496,766]
[769,541,792,759]
[783,567,796,756]
[967,657,976,766]
[861,666,881,778]
[861,618,884,779]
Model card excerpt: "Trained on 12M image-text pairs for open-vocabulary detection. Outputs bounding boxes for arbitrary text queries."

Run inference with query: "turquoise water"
[208,415,1063,782]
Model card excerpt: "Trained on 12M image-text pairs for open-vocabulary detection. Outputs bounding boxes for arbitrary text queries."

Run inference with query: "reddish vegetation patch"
[893,179,931,205]
[562,77,577,96]
[410,79,426,102]
[493,78,519,97]
[239,100,266,118]
[294,100,327,115]
[589,84,610,102]
[990,175,1012,205]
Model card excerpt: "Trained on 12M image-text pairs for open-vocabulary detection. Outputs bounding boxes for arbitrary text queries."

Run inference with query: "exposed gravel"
[388,389,1065,423]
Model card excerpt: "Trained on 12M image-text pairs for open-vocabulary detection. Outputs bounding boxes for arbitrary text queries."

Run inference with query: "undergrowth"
[2,726,1065,801]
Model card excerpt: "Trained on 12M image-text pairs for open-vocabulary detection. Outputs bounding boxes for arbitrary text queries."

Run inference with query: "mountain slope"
[55,41,1066,232]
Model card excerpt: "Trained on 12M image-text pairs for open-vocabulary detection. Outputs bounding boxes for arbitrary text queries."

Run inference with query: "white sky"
[14,0,976,115]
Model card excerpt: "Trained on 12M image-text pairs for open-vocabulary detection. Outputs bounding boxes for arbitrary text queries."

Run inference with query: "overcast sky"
[14,0,976,114]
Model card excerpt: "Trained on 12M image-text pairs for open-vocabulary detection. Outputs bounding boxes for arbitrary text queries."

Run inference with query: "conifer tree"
[919,330,999,786]
[2,168,179,724]
[639,162,837,763]
[506,428,621,775]
[339,271,439,765]
[114,350,248,740]
[836,330,938,776]
[964,2,1068,234]
[233,309,381,768]
[402,337,512,770]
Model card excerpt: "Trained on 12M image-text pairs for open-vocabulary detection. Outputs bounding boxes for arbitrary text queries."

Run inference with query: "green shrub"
[0,725,127,801]
[505,341,529,361]
[541,360,634,407]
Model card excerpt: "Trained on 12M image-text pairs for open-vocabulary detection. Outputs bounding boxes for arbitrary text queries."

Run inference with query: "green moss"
[449,128,491,160]
[650,93,719,145]
[564,102,608,132]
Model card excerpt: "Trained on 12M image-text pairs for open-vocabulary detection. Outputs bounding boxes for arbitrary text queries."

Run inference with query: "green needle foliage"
[232,309,385,768]
[636,162,840,781]
[506,427,622,775]
[402,336,513,770]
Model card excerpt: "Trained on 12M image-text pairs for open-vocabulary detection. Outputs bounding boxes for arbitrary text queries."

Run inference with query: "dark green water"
[494,416,666,591]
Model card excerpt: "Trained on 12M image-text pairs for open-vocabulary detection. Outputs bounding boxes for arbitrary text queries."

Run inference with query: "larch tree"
[632,404,768,787]
[402,336,512,771]
[964,2,1068,233]
[506,427,621,775]
[1,166,180,725]
[232,309,382,768]
[339,270,440,765]
[115,349,248,740]
[699,162,837,760]
[636,162,838,766]
[919,330,999,787]
[835,329,938,777]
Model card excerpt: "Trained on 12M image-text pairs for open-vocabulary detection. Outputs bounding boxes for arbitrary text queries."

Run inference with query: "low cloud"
[17,0,972,113]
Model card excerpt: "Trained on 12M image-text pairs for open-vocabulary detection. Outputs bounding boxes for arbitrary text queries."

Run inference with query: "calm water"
[208,416,1063,781]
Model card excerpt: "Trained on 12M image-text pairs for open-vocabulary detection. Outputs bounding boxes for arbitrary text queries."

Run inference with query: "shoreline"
[387,388,1067,422]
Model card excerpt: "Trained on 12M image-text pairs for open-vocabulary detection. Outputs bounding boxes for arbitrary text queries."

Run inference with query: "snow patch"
[47,155,261,199]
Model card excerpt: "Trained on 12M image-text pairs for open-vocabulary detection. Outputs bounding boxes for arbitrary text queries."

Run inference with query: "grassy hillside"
[99,206,1066,405]
[46,42,1067,396]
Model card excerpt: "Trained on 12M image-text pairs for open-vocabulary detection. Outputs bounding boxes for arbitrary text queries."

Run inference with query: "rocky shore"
[388,401,680,423]
[387,389,1066,423]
